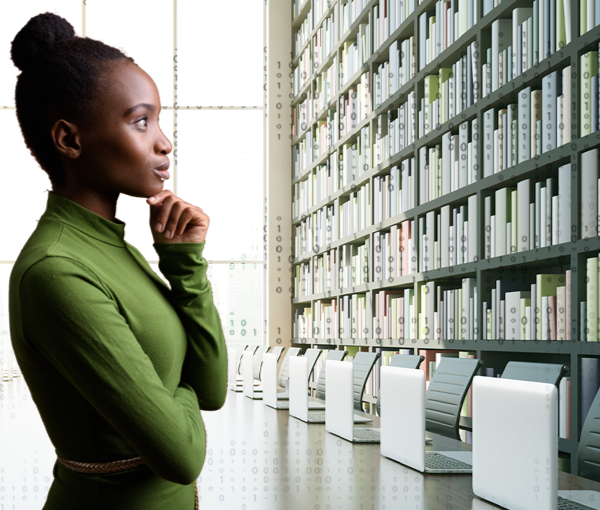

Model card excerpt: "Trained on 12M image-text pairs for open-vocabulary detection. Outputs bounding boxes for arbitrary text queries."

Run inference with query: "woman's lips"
[152,168,170,180]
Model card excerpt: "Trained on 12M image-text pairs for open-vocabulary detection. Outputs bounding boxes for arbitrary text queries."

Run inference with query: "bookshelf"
[288,0,600,475]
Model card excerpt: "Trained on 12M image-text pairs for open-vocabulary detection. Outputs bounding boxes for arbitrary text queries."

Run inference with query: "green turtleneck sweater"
[8,191,228,509]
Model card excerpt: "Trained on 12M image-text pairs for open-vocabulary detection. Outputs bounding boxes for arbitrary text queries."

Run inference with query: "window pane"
[86,0,174,107]
[178,0,263,107]
[205,262,263,352]
[176,109,263,261]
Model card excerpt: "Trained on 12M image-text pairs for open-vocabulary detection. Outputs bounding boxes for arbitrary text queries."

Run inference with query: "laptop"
[243,352,263,400]
[232,346,262,393]
[324,360,380,442]
[228,348,241,391]
[472,376,600,510]
[380,366,472,472]
[262,352,306,409]
[289,356,373,422]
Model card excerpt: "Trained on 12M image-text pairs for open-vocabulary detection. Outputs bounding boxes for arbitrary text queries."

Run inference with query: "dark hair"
[10,12,135,188]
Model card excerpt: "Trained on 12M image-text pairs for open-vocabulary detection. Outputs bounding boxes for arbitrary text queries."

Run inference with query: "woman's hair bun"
[10,12,76,72]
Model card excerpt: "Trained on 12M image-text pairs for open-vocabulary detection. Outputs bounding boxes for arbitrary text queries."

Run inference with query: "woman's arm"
[152,241,228,411]
[19,256,207,486]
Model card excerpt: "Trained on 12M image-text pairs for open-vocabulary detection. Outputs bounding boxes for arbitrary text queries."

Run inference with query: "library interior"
[5,0,600,508]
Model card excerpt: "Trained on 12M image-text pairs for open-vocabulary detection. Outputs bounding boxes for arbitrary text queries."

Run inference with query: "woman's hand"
[146,190,209,244]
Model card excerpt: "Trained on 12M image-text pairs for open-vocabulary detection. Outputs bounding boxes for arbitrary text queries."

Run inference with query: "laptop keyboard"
[353,428,380,441]
[425,452,472,470]
[558,496,597,510]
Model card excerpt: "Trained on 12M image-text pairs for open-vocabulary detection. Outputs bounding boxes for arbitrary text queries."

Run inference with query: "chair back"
[315,350,348,400]
[425,357,482,440]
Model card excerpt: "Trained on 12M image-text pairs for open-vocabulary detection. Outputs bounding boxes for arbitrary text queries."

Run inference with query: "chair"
[376,354,425,417]
[351,351,381,412]
[425,357,483,441]
[237,345,257,375]
[278,347,303,388]
[252,345,272,381]
[277,348,322,399]
[501,361,567,385]
[578,386,600,482]
[315,349,348,401]
[459,361,568,432]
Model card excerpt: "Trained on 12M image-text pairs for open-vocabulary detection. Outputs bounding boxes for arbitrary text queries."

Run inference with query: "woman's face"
[51,59,172,204]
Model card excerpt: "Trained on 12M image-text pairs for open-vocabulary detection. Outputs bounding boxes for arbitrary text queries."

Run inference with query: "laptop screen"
[472,376,558,510]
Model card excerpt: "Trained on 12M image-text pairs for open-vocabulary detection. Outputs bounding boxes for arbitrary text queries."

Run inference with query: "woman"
[7,12,228,510]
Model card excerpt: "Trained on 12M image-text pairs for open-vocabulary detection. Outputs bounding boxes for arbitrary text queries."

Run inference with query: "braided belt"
[57,455,199,509]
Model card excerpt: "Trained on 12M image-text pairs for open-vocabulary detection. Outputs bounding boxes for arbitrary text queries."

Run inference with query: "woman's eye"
[136,117,148,127]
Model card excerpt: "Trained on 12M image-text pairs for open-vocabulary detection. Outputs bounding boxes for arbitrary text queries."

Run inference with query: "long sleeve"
[153,241,228,411]
[19,256,206,486]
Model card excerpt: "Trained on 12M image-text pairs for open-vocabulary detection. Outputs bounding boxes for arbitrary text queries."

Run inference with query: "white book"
[513,8,533,78]
[492,19,512,92]
[556,285,566,341]
[518,87,531,163]
[472,118,479,183]
[530,282,537,341]
[581,149,599,238]
[495,187,508,256]
[545,177,553,246]
[441,205,450,267]
[552,195,559,245]
[459,121,469,188]
[490,215,496,257]
[468,194,478,263]
[485,196,492,258]
[535,181,542,248]
[505,291,531,340]
[391,224,398,278]
[562,66,572,144]
[425,210,435,271]
[483,108,495,177]
[517,179,531,252]
[540,186,547,248]
[541,295,549,341]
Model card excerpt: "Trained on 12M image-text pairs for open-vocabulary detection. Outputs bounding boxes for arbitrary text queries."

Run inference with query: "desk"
[198,390,600,510]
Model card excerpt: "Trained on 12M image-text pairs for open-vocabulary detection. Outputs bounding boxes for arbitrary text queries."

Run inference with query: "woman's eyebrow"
[123,103,156,117]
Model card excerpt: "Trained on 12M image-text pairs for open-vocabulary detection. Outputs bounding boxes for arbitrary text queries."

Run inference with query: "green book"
[556,0,566,49]
[346,346,361,357]
[587,257,599,342]
[425,75,439,106]
[580,51,598,136]
[382,350,395,366]
[536,274,567,339]
[581,0,588,35]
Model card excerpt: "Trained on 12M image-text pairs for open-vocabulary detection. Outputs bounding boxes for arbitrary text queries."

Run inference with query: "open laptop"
[472,376,600,510]
[232,346,262,393]
[289,356,373,422]
[380,366,472,472]
[243,352,263,400]
[262,352,312,410]
[324,360,379,442]
[228,348,241,391]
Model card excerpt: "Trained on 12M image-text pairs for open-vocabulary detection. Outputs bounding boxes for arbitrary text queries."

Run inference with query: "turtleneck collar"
[41,191,126,247]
